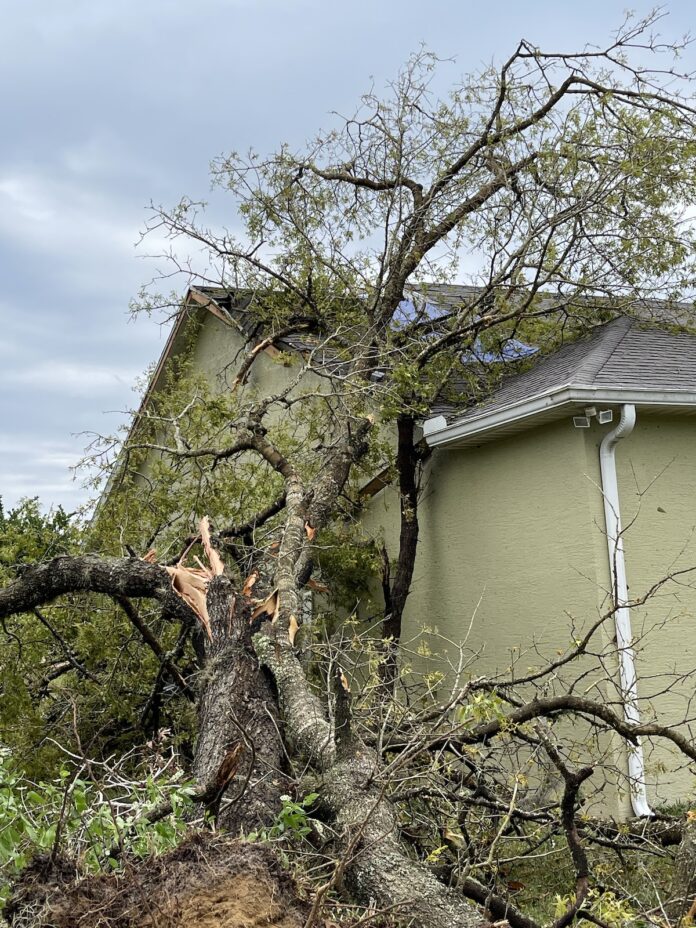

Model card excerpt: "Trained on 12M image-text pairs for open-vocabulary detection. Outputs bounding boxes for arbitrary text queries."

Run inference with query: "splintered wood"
[154,516,226,640]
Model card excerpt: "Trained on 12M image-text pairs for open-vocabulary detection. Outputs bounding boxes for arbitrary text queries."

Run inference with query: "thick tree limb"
[254,633,335,770]
[381,414,421,684]
[255,631,483,928]
[459,876,540,928]
[538,732,594,928]
[0,556,193,624]
[415,694,696,764]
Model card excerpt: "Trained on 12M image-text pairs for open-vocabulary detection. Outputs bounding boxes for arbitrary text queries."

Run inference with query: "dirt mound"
[6,833,311,928]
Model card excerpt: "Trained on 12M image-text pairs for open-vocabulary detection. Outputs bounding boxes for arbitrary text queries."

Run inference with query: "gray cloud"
[1,0,694,512]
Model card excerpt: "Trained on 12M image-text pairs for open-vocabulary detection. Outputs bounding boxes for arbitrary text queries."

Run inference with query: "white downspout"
[599,403,653,817]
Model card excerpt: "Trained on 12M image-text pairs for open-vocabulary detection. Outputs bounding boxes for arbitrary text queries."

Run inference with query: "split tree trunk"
[0,554,486,927]
[193,576,287,833]
[255,633,484,928]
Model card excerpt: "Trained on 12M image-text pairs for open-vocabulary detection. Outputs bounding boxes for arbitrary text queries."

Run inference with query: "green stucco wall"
[587,413,696,808]
[135,308,325,489]
[363,419,607,671]
[190,310,306,399]
[362,412,696,813]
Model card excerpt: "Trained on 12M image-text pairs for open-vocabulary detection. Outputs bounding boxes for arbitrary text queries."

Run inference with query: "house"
[117,286,696,817]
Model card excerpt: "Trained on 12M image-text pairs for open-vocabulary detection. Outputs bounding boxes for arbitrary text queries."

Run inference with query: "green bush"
[0,749,195,909]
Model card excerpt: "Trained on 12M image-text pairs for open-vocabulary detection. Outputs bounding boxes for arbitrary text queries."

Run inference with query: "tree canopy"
[3,13,696,927]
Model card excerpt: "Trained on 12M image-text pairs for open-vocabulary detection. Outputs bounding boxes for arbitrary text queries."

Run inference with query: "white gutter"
[424,386,696,448]
[599,404,653,818]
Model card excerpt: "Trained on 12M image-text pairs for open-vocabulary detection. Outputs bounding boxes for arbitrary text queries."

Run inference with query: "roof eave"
[424,385,696,449]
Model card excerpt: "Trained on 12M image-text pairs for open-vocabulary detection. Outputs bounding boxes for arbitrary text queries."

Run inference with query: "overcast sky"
[1,0,694,513]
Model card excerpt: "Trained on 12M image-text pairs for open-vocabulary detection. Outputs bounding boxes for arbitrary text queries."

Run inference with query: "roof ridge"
[571,317,633,385]
[585,317,636,384]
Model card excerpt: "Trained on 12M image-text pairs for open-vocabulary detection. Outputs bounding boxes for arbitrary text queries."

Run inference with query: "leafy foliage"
[247,792,320,844]
[0,749,195,909]
[0,498,78,580]
[0,494,198,778]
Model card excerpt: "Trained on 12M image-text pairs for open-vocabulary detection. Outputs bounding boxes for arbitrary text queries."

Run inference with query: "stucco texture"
[587,414,696,808]
[363,419,607,671]
[362,412,696,812]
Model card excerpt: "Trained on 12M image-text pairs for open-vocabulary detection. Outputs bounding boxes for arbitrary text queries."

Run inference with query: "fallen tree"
[3,13,696,926]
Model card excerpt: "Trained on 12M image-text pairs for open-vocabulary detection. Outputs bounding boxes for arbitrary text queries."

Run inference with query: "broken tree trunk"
[255,633,484,928]
[193,576,287,833]
[0,549,487,927]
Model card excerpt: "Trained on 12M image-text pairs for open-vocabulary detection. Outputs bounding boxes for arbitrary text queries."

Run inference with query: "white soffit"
[424,385,696,449]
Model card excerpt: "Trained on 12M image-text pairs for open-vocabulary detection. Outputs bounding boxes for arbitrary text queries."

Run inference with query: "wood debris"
[163,516,226,640]
[250,589,279,623]
[288,613,299,646]
[200,516,224,577]
[242,569,260,597]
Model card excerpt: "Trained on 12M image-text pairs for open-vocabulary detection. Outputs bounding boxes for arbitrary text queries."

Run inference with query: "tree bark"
[381,415,421,686]
[382,417,420,635]
[0,550,487,926]
[256,633,484,928]
[0,555,191,624]
[193,577,287,833]
[321,748,485,928]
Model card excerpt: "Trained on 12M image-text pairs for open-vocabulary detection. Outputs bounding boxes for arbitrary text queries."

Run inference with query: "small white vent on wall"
[573,416,591,428]
[598,409,614,424]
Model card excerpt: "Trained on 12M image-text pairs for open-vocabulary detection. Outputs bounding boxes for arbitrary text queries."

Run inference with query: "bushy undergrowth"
[0,748,195,909]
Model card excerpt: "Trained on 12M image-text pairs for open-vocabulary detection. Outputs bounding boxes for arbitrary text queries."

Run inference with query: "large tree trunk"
[255,633,484,928]
[0,555,487,926]
[193,576,287,833]
[381,414,421,686]
[322,748,486,928]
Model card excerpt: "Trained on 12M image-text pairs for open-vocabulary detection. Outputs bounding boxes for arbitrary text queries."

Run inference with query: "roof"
[93,284,696,518]
[425,317,696,449]
[190,287,696,435]
[123,284,696,453]
[192,286,321,354]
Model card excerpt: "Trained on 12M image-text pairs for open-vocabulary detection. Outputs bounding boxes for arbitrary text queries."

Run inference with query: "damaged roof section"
[158,285,696,438]
[426,317,696,448]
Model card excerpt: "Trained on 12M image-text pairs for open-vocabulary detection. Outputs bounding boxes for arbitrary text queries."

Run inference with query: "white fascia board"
[424,385,696,448]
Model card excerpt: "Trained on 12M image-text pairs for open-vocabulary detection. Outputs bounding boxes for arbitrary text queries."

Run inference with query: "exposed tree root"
[5,834,309,928]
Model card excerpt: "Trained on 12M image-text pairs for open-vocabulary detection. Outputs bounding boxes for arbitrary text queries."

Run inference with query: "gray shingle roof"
[443,317,696,426]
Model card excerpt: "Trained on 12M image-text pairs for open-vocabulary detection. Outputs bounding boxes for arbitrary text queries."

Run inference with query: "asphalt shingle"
[191,286,696,423]
[444,317,696,425]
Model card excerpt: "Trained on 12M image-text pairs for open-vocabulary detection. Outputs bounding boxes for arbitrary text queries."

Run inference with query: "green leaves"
[0,496,78,580]
[0,749,195,909]
[247,791,320,843]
